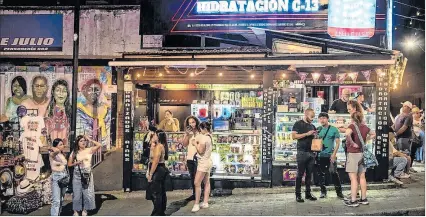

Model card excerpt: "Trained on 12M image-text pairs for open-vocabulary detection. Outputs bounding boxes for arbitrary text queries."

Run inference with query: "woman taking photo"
[147,130,169,216]
[49,138,68,216]
[182,116,201,200]
[191,122,213,212]
[344,111,375,207]
[68,135,102,216]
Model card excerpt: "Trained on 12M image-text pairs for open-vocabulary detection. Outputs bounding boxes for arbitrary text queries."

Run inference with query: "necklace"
[33,98,47,105]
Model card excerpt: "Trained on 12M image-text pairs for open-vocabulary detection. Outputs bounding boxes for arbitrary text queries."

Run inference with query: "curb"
[364,207,425,216]
[63,182,396,200]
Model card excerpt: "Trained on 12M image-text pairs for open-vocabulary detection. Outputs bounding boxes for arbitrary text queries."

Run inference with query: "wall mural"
[0,65,112,210]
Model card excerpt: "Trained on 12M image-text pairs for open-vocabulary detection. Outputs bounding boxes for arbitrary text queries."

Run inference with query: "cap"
[401,101,413,109]
[318,112,329,119]
[412,107,423,113]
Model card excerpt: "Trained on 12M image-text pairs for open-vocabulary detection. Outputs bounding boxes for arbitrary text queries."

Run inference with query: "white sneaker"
[192,204,200,212]
[82,211,88,216]
[398,173,411,179]
[200,203,209,209]
[73,212,79,216]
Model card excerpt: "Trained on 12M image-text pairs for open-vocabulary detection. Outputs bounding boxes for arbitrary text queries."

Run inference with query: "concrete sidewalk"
[2,171,424,216]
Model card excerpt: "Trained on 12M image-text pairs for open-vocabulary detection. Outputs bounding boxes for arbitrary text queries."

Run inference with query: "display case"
[133,131,148,172]
[211,132,261,178]
[274,112,376,168]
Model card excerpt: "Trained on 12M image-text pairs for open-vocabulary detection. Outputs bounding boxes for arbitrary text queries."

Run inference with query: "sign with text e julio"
[0,14,63,52]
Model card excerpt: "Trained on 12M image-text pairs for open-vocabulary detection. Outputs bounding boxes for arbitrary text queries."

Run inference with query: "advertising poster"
[140,0,386,38]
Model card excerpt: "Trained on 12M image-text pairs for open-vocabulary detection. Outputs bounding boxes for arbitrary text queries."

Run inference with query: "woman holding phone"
[182,115,201,200]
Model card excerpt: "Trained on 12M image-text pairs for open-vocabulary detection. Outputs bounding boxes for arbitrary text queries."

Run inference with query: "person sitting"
[389,133,411,181]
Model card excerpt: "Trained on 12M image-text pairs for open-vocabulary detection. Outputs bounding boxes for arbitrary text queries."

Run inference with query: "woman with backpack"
[344,111,376,207]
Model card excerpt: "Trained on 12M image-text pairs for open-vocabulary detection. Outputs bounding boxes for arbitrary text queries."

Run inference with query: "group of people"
[48,135,102,216]
[292,99,374,207]
[389,101,425,184]
[143,115,213,216]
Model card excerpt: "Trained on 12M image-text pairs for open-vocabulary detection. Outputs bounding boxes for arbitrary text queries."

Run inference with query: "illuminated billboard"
[140,0,386,39]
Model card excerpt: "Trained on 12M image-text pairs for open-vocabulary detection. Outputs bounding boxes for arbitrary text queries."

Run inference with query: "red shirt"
[346,124,370,153]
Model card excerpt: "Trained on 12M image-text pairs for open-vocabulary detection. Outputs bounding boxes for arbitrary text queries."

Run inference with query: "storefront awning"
[109,53,396,67]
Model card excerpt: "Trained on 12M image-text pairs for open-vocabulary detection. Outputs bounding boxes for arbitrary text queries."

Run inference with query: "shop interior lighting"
[218,72,223,77]
[281,73,286,78]
[158,73,163,77]
[250,74,255,79]
[137,73,141,78]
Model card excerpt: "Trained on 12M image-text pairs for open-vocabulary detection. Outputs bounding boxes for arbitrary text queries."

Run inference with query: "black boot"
[296,194,305,203]
[336,189,344,199]
[305,193,317,201]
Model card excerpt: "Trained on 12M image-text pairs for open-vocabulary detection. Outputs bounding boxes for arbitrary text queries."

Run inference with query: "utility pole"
[70,0,80,150]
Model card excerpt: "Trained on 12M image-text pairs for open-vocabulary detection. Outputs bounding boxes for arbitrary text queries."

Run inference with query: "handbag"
[353,124,378,169]
[312,126,330,152]
[77,164,91,189]
[58,167,70,188]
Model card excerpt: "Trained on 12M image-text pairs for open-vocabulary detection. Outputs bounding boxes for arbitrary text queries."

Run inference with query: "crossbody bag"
[353,124,378,169]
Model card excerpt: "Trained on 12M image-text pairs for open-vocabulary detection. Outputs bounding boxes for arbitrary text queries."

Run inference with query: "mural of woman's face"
[54,84,68,106]
[12,81,24,97]
[85,83,102,104]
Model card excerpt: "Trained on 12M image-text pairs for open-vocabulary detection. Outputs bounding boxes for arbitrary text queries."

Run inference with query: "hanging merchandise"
[349,72,359,83]
[324,74,333,83]
[298,72,308,82]
[337,73,348,83]
[361,70,372,82]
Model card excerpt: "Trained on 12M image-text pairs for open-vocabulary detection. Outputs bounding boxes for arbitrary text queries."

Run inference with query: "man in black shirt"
[292,108,317,203]
[355,92,374,112]
[329,88,351,114]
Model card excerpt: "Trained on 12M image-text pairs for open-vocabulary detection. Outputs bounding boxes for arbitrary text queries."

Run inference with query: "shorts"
[346,153,366,173]
[197,160,212,173]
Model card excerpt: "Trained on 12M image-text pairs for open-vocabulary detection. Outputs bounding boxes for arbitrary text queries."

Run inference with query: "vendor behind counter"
[329,89,351,114]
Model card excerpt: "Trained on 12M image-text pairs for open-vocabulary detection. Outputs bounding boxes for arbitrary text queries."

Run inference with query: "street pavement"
[2,165,425,216]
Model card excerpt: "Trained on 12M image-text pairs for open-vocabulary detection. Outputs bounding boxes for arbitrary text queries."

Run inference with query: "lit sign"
[196,0,319,14]
[327,0,377,39]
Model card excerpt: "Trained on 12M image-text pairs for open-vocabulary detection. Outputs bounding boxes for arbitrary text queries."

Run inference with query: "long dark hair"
[155,129,169,161]
[200,121,212,133]
[184,115,201,132]
[11,76,27,96]
[47,79,71,121]
[73,135,85,156]
[52,138,63,148]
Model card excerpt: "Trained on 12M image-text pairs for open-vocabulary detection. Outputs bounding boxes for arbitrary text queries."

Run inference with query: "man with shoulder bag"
[316,113,344,199]
[292,109,317,203]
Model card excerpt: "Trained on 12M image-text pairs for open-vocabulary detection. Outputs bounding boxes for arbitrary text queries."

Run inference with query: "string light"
[417,11,421,16]
[281,73,286,78]
[190,72,195,77]
[218,72,223,77]
[250,74,255,79]
[158,73,163,77]
[137,73,141,78]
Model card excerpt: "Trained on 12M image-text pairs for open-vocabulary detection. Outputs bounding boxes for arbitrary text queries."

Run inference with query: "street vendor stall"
[110,31,405,191]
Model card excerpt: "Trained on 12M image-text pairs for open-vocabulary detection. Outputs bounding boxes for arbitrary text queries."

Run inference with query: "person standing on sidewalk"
[68,135,102,216]
[316,113,344,199]
[412,107,424,163]
[147,130,170,216]
[292,108,317,203]
[192,122,213,212]
[49,138,68,216]
[344,111,375,207]
[182,116,201,200]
